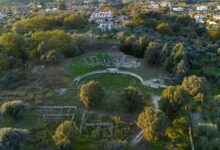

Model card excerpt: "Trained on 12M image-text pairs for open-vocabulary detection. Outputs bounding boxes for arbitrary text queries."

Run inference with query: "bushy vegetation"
[159,85,191,118]
[194,125,220,150]
[0,127,29,150]
[144,42,162,66]
[64,14,87,29]
[80,80,105,108]
[137,107,168,143]
[0,100,26,119]
[0,29,81,72]
[181,75,209,102]
[132,12,204,38]
[122,86,143,113]
[53,121,79,149]
[12,17,53,34]
[119,36,149,57]
[30,29,80,60]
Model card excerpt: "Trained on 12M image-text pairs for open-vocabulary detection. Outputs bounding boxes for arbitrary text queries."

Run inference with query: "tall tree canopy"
[53,121,79,150]
[80,80,105,108]
[12,17,52,34]
[64,14,86,29]
[159,86,191,118]
[181,75,209,102]
[137,107,168,143]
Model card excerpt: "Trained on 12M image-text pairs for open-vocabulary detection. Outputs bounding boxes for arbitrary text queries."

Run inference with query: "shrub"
[0,100,26,119]
[80,80,105,108]
[0,127,29,150]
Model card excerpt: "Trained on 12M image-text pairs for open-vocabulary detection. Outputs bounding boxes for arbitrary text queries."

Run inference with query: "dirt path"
[151,95,160,110]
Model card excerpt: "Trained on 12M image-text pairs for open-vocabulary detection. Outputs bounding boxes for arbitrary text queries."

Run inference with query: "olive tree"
[53,121,79,150]
[122,86,143,113]
[159,86,191,118]
[181,75,209,102]
[80,81,105,108]
[144,42,162,66]
[137,107,168,142]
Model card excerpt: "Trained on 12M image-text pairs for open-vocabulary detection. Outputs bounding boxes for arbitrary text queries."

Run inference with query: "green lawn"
[68,51,113,77]
[80,74,160,112]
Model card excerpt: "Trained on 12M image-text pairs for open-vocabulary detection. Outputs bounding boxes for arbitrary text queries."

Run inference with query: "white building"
[194,13,206,23]
[98,22,113,31]
[173,7,185,12]
[196,6,208,11]
[90,11,114,31]
[89,11,112,22]
[37,5,43,9]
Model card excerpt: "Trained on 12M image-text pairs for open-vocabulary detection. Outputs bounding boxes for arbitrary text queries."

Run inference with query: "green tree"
[181,75,209,102]
[80,80,105,108]
[53,121,79,150]
[159,86,191,118]
[0,128,29,150]
[12,16,52,34]
[137,107,168,142]
[64,14,86,29]
[31,30,80,57]
[122,86,143,113]
[144,42,161,66]
[0,32,24,57]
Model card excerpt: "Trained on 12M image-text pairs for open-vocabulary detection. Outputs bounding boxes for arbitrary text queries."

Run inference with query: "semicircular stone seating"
[74,68,167,89]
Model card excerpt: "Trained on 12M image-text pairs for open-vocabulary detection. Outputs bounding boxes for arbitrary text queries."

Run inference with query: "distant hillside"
[0,0,54,4]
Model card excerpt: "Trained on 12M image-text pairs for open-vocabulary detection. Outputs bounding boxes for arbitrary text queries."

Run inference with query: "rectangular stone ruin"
[80,111,113,137]
[36,106,77,121]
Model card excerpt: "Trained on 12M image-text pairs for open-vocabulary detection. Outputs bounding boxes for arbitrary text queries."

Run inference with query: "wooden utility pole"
[185,105,195,150]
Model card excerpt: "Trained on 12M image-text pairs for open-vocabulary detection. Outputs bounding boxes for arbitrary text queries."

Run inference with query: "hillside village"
[1,0,220,31]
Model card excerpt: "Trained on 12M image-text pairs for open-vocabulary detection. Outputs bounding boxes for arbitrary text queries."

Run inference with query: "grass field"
[68,51,112,77]
[79,74,160,112]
